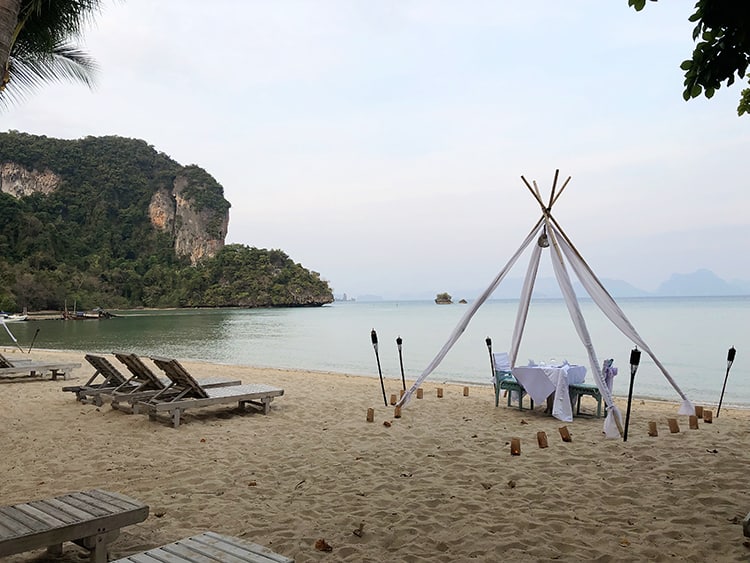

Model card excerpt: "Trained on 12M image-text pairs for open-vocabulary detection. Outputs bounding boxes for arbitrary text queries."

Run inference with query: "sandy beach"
[1,348,749,562]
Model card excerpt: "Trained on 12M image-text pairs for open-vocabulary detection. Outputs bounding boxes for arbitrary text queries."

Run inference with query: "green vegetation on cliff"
[0,132,333,311]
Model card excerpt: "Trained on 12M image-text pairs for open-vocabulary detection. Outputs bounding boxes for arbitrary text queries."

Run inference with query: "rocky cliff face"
[148,175,228,265]
[0,163,61,196]
[1,160,228,266]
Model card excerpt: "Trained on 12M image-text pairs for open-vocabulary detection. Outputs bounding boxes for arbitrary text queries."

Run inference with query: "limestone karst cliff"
[1,135,228,266]
[0,132,332,310]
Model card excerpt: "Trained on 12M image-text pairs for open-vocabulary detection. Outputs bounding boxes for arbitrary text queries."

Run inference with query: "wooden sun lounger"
[137,357,284,428]
[111,531,294,562]
[0,489,149,563]
[0,352,81,382]
[62,354,130,405]
[110,352,242,412]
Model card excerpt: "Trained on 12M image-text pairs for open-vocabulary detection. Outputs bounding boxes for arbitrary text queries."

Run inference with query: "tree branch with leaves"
[629,0,750,116]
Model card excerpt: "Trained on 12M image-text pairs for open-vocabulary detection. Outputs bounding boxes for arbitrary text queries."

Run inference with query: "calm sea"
[4,297,748,407]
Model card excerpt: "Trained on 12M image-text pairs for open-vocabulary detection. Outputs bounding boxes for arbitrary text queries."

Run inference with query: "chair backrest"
[602,358,617,391]
[0,352,14,368]
[114,352,164,390]
[84,354,128,385]
[150,357,209,399]
[493,352,511,372]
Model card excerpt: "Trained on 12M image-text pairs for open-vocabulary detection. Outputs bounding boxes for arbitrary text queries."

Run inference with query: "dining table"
[511,363,586,422]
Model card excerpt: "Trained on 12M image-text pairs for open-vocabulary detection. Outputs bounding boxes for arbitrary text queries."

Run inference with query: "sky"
[3,1,749,300]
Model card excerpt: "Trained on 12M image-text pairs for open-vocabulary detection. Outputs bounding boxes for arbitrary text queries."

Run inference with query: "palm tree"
[0,0,102,108]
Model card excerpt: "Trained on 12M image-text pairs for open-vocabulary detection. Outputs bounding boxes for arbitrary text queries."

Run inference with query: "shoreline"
[2,348,750,561]
[6,345,748,411]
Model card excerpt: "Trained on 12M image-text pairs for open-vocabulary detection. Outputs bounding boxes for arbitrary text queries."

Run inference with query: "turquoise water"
[3,296,748,407]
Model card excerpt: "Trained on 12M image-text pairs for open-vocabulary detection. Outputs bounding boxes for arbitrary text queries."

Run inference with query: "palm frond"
[1,41,98,107]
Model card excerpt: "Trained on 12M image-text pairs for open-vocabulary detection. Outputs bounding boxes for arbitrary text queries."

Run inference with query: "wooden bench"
[111,531,294,562]
[0,489,149,563]
[568,383,603,418]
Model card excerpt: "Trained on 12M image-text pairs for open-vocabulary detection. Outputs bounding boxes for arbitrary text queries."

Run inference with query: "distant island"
[345,269,750,302]
[0,132,333,312]
[435,292,453,304]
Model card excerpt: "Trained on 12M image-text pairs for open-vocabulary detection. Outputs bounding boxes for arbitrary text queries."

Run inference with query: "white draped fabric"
[546,222,623,436]
[1,318,23,353]
[509,239,542,368]
[397,203,693,436]
[548,220,694,417]
[397,218,543,407]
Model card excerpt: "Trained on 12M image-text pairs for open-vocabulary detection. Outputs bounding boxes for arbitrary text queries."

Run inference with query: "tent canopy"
[397,171,694,438]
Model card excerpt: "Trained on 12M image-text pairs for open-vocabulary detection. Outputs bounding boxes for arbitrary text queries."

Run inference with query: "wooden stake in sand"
[648,421,658,437]
[689,415,699,430]
[463,386,469,397]
[389,394,397,406]
[366,408,374,423]
[394,406,402,418]
[510,438,521,456]
[437,388,443,398]
[537,431,548,448]
[558,426,572,442]
[695,405,703,419]
[667,418,680,433]
[703,410,713,423]
[416,388,423,399]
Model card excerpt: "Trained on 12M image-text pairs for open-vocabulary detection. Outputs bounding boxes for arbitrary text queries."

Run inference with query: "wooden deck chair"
[0,489,148,563]
[0,352,13,368]
[137,356,284,428]
[62,354,129,405]
[110,531,294,562]
[110,352,241,412]
[0,352,81,382]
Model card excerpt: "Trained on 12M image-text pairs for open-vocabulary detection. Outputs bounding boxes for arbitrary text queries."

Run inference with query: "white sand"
[1,348,749,562]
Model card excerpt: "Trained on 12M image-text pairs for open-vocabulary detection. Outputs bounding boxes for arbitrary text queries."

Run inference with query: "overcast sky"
[3,1,748,299]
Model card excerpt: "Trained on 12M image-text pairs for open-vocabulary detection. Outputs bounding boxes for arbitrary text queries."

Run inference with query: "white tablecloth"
[511,364,586,422]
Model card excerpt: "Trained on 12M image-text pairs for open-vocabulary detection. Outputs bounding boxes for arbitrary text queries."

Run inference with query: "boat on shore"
[1,309,28,322]
[62,308,115,320]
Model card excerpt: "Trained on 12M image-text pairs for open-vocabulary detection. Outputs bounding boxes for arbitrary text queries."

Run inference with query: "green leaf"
[691,84,703,98]
[680,60,693,71]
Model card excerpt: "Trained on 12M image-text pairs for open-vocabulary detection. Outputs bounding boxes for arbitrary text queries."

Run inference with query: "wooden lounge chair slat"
[111,532,294,563]
[28,500,81,525]
[111,354,240,411]
[140,358,283,427]
[12,504,69,529]
[83,490,146,512]
[43,497,103,520]
[0,506,41,535]
[114,353,164,390]
[62,355,126,402]
[0,489,148,561]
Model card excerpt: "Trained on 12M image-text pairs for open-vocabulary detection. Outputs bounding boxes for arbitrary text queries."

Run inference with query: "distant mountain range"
[352,269,750,301]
